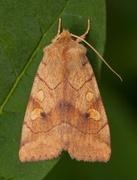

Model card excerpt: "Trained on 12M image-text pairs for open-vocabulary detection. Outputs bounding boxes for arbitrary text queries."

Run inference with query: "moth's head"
[59,30,72,40]
[52,29,73,43]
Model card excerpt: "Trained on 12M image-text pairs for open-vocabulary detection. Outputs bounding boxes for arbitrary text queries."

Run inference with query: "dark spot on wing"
[40,111,46,118]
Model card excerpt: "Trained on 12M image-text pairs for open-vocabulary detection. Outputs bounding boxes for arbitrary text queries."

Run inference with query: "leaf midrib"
[0,1,70,114]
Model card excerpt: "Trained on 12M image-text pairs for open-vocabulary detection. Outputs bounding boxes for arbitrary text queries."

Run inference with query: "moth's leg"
[76,19,90,42]
[52,18,62,42]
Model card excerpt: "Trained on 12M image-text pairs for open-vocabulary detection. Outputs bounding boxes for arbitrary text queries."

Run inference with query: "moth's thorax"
[52,30,87,60]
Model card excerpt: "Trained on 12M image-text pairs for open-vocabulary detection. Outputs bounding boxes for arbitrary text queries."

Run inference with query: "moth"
[19,19,113,162]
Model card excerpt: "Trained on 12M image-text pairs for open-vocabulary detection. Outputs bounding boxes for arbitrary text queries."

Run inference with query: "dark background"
[46,0,137,179]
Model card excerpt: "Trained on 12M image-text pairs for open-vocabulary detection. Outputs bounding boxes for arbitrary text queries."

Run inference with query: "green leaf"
[0,0,106,179]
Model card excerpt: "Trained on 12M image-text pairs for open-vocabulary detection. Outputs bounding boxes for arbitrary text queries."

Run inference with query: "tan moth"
[18,19,118,162]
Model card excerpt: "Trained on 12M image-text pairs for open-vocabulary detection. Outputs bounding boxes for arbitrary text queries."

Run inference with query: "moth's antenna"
[71,19,123,81]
